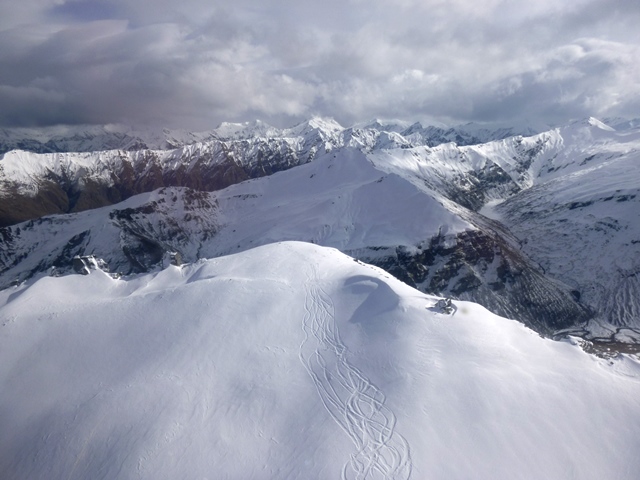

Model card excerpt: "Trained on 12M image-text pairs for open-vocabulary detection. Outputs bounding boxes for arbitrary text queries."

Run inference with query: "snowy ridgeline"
[0,117,549,156]
[1,242,639,479]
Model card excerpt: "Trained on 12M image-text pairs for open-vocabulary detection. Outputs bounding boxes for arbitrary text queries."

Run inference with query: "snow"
[0,123,221,154]
[1,241,639,479]
[213,119,281,139]
[478,198,505,220]
[3,115,640,336]
[493,125,640,333]
[210,148,471,253]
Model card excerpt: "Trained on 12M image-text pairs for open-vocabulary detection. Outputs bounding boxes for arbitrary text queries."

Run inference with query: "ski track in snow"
[300,267,412,480]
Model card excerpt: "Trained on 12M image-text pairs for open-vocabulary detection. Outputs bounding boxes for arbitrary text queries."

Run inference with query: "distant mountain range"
[1,116,639,343]
[0,117,549,156]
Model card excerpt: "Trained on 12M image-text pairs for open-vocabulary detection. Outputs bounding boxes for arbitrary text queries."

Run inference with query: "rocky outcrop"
[71,255,109,275]
[361,227,592,335]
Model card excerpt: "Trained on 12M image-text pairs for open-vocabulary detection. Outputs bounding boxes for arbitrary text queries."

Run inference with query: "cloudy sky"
[0,0,638,129]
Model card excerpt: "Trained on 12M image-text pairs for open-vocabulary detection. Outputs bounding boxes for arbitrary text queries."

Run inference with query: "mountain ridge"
[1,116,639,341]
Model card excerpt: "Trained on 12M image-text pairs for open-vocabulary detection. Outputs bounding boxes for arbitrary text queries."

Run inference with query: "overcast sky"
[0,0,638,129]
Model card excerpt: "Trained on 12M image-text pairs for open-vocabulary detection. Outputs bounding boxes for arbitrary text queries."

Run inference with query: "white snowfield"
[1,242,639,479]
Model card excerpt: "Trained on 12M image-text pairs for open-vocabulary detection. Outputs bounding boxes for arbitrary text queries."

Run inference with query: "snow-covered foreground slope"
[1,242,639,480]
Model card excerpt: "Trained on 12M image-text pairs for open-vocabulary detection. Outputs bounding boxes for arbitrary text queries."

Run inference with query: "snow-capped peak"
[567,116,616,132]
[351,118,414,133]
[585,116,615,131]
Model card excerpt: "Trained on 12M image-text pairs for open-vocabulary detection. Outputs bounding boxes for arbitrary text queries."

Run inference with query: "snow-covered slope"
[365,119,640,338]
[1,241,639,480]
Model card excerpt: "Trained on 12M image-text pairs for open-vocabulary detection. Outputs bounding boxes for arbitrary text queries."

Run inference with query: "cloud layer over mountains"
[1,0,639,129]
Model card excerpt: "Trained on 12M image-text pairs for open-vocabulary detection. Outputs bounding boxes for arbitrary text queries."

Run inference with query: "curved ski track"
[300,268,412,480]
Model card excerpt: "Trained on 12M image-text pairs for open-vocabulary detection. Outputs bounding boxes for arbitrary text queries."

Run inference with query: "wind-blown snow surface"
[1,242,639,479]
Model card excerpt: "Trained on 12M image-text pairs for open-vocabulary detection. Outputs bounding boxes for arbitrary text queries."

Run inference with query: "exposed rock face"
[360,227,592,335]
[0,188,219,287]
[0,181,70,227]
[162,252,183,268]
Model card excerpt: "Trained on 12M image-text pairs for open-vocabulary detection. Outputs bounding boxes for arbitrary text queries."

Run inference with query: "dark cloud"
[0,0,638,129]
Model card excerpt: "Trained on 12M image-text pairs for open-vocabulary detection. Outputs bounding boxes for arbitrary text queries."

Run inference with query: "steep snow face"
[1,242,639,480]
[208,149,470,254]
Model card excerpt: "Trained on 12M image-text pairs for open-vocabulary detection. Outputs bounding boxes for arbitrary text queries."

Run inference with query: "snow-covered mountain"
[0,118,352,226]
[0,116,550,228]
[1,116,639,341]
[0,146,591,335]
[0,116,573,229]
[0,118,543,156]
[1,241,639,479]
[0,124,224,155]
